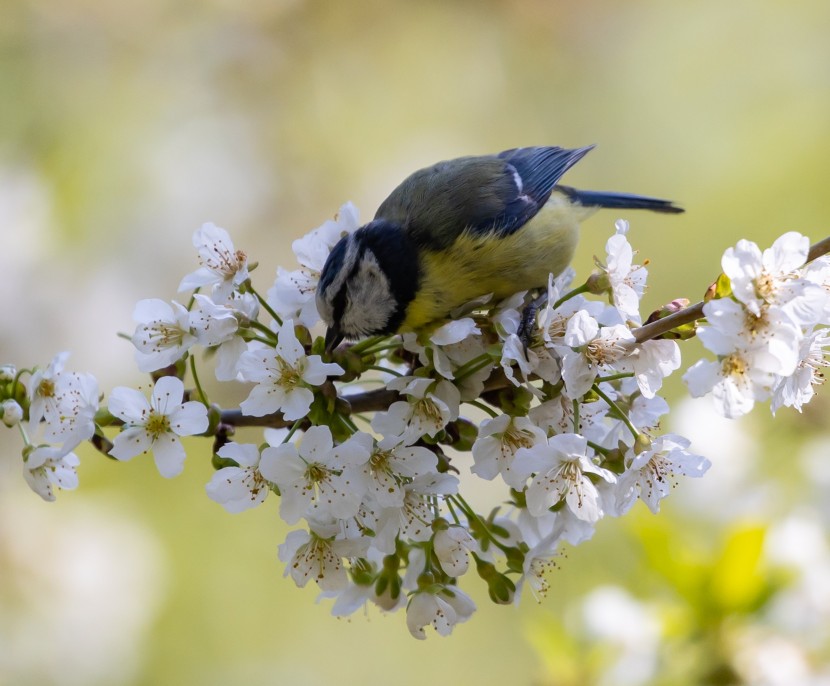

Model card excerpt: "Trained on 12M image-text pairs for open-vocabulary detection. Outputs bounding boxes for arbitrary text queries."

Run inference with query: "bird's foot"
[517,291,549,349]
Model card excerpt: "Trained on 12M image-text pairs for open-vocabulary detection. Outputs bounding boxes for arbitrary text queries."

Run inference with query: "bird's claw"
[517,291,549,350]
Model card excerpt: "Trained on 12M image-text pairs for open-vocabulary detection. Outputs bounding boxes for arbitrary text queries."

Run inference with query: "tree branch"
[86,235,830,449]
[632,300,705,343]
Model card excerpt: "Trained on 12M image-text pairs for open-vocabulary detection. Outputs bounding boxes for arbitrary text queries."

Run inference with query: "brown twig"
[632,300,705,343]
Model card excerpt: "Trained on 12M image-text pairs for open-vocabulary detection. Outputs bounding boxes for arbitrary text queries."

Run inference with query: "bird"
[316,145,682,351]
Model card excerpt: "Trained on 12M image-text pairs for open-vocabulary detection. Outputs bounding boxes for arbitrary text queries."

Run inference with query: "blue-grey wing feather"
[374,145,594,250]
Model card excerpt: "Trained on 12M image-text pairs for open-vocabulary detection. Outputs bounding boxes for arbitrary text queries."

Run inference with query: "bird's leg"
[517,290,549,349]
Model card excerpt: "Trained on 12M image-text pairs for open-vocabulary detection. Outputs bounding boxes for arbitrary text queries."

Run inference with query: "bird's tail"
[556,185,684,214]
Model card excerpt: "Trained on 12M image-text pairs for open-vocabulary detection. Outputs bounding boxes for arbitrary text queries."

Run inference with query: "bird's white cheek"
[315,292,334,326]
[341,256,397,336]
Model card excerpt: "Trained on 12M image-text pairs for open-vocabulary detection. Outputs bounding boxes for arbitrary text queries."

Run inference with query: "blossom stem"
[17,422,30,446]
[444,497,463,526]
[12,368,30,398]
[451,494,505,549]
[595,372,635,383]
[246,320,280,345]
[572,399,580,433]
[189,355,210,408]
[248,285,283,327]
[339,413,359,434]
[240,333,279,346]
[454,354,495,381]
[429,494,441,521]
[366,365,403,377]
[553,282,592,309]
[282,420,303,444]
[360,342,403,357]
[587,439,612,457]
[465,399,499,418]
[349,335,389,355]
[592,383,640,439]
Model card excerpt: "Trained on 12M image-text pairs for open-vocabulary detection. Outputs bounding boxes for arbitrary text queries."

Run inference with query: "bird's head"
[316,221,418,352]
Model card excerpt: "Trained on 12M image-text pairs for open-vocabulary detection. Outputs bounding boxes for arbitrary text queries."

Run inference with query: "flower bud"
[0,364,16,383]
[586,271,611,295]
[474,555,515,604]
[633,432,653,455]
[1,399,23,427]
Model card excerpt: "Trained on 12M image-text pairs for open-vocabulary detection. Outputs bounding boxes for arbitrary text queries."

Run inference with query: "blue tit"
[316,145,682,350]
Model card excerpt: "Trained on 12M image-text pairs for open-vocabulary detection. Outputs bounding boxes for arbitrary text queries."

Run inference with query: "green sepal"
[441,418,478,452]
[503,545,526,575]
[706,272,733,301]
[306,392,352,443]
[473,554,516,605]
[211,450,238,470]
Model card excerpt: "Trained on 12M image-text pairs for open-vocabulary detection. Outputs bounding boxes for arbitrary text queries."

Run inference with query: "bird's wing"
[374,145,594,251]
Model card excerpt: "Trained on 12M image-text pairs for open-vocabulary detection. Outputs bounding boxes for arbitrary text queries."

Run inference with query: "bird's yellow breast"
[400,194,594,331]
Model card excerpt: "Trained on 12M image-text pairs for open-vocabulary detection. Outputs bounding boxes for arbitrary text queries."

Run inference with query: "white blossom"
[529,394,609,444]
[179,222,249,300]
[0,364,15,382]
[500,334,536,389]
[189,293,241,346]
[601,219,647,324]
[374,473,459,553]
[433,525,477,577]
[403,317,481,380]
[684,298,796,417]
[556,310,635,399]
[23,443,80,501]
[238,319,343,420]
[27,352,98,448]
[406,585,476,639]
[26,351,69,427]
[190,292,258,381]
[372,377,460,444]
[504,509,592,599]
[131,299,196,373]
[615,434,710,514]
[259,426,369,524]
[771,327,830,414]
[350,433,438,508]
[328,571,406,617]
[205,442,270,512]
[513,433,616,522]
[622,338,682,399]
[722,232,822,322]
[278,520,366,592]
[471,414,547,489]
[108,376,209,478]
[600,379,669,447]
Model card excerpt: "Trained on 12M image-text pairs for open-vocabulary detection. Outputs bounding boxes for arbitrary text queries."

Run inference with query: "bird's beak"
[325,327,344,354]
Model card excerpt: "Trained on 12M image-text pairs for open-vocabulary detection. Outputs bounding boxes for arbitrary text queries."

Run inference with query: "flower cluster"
[3,208,829,639]
[684,232,830,417]
[1,353,97,500]
[200,217,713,639]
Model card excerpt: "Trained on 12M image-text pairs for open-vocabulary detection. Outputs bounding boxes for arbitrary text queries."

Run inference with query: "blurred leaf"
[710,523,769,614]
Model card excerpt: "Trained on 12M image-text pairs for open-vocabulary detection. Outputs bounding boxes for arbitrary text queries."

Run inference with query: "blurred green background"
[2,0,830,684]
